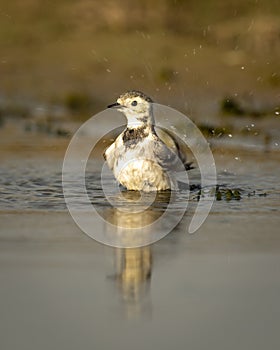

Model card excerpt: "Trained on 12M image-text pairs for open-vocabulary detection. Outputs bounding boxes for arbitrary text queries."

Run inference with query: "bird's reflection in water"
[105,190,171,318]
[114,247,152,318]
[103,190,175,247]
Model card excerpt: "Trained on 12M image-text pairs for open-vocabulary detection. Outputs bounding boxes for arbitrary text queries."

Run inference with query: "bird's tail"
[184,162,194,171]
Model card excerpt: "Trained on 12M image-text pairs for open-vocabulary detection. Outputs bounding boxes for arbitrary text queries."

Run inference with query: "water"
[0,120,280,350]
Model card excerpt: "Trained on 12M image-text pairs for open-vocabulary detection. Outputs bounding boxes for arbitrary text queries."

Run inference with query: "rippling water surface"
[1,120,280,350]
[1,156,279,214]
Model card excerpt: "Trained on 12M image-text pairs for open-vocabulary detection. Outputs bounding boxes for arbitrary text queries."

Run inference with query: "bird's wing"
[155,127,194,170]
[152,136,185,172]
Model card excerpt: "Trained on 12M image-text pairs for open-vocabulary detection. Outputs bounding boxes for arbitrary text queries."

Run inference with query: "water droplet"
[234,157,239,160]
[275,111,279,116]
[228,134,233,138]
[241,66,245,70]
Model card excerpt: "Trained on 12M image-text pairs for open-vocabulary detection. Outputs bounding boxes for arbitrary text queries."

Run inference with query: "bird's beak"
[107,102,121,108]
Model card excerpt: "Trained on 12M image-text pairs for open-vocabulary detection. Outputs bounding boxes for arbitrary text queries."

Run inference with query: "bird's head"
[108,90,154,128]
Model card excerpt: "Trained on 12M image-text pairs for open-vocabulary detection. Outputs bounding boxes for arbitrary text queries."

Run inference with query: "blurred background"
[1,3,280,350]
[0,0,279,126]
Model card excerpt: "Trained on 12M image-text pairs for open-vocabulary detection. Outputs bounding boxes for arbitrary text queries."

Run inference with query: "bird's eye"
[131,100,137,106]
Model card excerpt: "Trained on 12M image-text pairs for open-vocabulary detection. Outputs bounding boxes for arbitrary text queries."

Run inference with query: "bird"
[104,90,193,192]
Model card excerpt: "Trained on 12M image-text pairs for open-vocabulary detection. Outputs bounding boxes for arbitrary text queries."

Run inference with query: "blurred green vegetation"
[0,0,279,119]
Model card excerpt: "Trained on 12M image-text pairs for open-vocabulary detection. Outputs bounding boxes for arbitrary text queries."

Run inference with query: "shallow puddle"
[0,119,279,350]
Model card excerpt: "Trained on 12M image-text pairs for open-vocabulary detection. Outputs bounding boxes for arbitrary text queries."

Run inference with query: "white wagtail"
[104,90,193,191]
